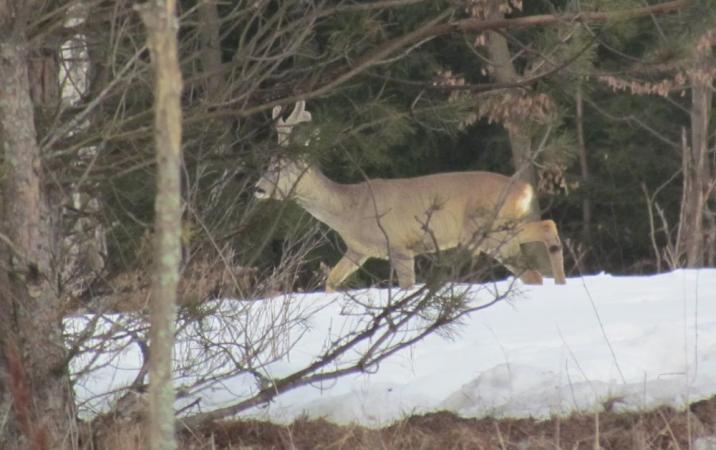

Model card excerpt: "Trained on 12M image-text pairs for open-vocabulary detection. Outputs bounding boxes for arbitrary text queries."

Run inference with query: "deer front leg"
[517,220,567,284]
[390,251,416,289]
[325,250,368,292]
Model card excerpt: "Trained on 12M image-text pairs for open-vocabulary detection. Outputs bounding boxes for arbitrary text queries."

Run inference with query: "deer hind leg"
[471,226,540,285]
[517,268,544,284]
[390,250,416,289]
[326,250,368,292]
[489,246,544,285]
[516,220,567,284]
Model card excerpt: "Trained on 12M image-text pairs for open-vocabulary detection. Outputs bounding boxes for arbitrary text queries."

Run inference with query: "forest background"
[0,0,714,448]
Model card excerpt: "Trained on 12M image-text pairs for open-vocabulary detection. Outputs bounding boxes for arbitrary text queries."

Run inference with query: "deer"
[254,101,567,292]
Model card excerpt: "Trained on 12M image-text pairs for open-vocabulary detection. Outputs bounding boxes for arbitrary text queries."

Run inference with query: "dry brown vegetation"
[83,395,716,450]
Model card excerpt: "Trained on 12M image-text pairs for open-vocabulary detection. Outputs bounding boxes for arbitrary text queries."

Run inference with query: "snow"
[73,270,716,427]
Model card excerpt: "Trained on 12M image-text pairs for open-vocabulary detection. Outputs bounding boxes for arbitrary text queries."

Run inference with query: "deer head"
[254,101,313,201]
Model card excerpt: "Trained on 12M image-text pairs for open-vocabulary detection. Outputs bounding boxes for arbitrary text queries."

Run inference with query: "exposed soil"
[178,395,716,450]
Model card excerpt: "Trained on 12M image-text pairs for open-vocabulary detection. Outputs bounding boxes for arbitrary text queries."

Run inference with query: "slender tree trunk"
[198,0,224,97]
[196,0,234,206]
[707,204,716,267]
[679,37,712,268]
[575,85,592,265]
[484,1,538,194]
[137,1,183,449]
[482,1,547,274]
[0,21,75,450]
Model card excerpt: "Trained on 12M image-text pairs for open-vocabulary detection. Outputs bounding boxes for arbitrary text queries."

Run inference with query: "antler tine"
[286,101,304,123]
[274,101,312,147]
[285,100,312,125]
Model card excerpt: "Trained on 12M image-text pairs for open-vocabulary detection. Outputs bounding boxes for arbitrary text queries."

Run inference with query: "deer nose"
[254,180,269,198]
[254,184,268,199]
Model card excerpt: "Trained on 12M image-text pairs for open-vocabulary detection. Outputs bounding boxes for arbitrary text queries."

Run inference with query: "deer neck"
[293,166,351,226]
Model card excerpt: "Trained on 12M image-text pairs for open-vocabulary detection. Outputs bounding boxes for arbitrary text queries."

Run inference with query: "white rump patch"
[517,185,533,214]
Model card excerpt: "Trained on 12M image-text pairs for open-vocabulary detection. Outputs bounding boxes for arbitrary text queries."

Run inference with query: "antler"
[273,101,312,147]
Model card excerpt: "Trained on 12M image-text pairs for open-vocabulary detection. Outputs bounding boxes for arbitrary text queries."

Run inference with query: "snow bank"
[73,270,716,427]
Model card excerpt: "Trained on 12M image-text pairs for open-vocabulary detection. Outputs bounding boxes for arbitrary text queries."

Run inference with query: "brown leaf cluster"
[465,0,523,19]
[601,29,716,97]
[465,0,523,48]
[433,69,479,128]
[538,163,575,196]
[696,30,716,56]
[599,73,688,97]
[478,91,554,133]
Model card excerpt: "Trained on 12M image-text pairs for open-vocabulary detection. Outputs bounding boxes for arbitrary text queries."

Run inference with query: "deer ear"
[272,105,283,120]
[286,101,309,124]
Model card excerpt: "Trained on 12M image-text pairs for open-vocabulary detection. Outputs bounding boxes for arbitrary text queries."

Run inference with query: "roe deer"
[255,101,566,291]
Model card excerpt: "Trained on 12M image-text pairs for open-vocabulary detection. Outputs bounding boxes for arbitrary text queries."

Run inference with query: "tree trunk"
[483,1,547,274]
[679,37,712,268]
[196,0,235,208]
[0,33,75,450]
[576,84,592,269]
[484,2,538,193]
[198,0,224,98]
[137,1,184,449]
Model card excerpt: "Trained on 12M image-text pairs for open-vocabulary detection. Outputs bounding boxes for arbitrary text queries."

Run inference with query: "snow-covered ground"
[74,270,716,427]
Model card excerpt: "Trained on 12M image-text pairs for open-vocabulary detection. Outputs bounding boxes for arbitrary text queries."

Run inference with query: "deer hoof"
[520,270,544,285]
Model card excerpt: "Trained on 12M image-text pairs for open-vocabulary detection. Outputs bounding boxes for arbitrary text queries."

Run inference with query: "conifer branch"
[210,0,690,119]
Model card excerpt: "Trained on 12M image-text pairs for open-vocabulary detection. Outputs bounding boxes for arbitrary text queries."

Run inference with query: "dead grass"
[81,395,716,450]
